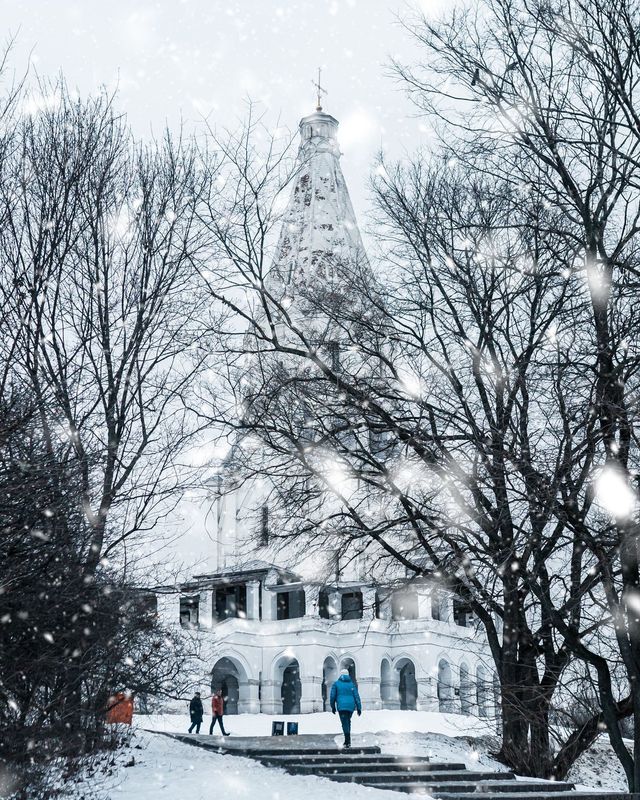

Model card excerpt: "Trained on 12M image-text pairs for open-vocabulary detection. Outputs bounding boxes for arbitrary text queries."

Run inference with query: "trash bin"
[287,722,299,735]
[271,720,285,736]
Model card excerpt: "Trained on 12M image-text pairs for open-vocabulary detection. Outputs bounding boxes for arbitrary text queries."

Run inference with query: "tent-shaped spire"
[270,109,369,297]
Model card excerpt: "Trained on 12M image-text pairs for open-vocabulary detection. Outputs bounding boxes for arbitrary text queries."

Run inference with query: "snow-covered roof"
[191,559,298,585]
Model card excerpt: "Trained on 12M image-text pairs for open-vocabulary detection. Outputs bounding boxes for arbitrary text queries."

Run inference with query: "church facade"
[158,104,497,720]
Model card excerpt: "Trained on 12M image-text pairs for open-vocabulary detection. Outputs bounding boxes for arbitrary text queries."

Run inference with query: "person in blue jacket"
[330,669,362,748]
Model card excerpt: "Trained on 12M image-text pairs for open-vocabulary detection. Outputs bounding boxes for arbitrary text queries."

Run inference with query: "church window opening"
[328,341,340,371]
[260,504,269,546]
[319,590,331,619]
[453,598,474,627]
[276,588,306,620]
[179,595,199,628]
[375,591,383,618]
[214,585,247,621]
[341,591,363,620]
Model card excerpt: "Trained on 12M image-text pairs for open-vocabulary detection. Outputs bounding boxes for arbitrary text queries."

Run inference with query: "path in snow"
[141,708,496,740]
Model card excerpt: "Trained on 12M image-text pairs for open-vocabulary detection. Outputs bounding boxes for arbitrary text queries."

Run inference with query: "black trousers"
[188,719,202,734]
[209,714,227,735]
[338,710,353,746]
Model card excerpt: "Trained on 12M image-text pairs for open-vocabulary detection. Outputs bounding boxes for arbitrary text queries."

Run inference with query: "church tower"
[269,106,369,303]
[216,101,371,571]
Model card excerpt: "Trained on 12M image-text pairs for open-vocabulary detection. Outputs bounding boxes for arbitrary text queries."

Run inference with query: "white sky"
[2,0,449,576]
[2,0,450,225]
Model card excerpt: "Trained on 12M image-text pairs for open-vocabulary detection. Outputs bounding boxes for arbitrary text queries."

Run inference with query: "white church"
[158,100,497,721]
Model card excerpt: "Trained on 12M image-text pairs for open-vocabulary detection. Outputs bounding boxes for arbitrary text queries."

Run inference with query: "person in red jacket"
[209,688,230,736]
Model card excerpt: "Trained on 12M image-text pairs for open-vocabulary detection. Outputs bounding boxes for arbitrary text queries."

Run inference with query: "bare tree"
[0,79,210,794]
[0,81,210,576]
[391,0,640,787]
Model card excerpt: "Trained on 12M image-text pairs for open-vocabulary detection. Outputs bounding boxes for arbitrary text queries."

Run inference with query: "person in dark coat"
[188,691,204,733]
[330,669,362,748]
[209,688,230,736]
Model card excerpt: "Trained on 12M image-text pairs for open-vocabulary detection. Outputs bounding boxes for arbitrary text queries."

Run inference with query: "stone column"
[361,586,377,620]
[357,675,382,710]
[300,674,323,713]
[260,679,281,714]
[246,580,261,620]
[377,591,392,621]
[304,584,320,617]
[441,591,454,623]
[240,677,261,713]
[156,591,179,627]
[198,590,212,629]
[381,672,401,710]
[416,675,439,711]
[417,587,431,619]
[327,590,341,620]
[261,584,277,620]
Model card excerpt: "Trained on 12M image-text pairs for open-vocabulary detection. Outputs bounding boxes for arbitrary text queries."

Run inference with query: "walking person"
[209,688,230,736]
[330,669,362,748]
[188,691,204,734]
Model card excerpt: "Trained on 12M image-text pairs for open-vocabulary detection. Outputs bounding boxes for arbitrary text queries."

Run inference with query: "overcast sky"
[2,0,449,226]
[2,0,447,575]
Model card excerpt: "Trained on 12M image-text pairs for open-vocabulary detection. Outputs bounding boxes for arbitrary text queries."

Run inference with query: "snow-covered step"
[165,731,379,757]
[304,769,515,784]
[157,732,635,800]
[258,754,436,764]
[420,795,634,800]
[367,781,573,795]
[261,758,465,772]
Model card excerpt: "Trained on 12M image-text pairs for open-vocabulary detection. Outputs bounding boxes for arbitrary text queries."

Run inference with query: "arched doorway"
[398,659,417,710]
[339,656,357,683]
[281,659,301,714]
[477,664,488,717]
[322,657,338,712]
[438,659,454,712]
[459,662,472,715]
[211,656,247,715]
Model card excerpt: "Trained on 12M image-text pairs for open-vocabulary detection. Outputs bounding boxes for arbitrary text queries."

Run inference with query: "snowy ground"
[56,710,630,798]
[141,708,498,740]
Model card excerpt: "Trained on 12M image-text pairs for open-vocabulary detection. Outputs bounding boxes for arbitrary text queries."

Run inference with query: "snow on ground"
[141,708,497,740]
[60,728,404,800]
[57,710,631,797]
[140,710,632,791]
[567,738,631,793]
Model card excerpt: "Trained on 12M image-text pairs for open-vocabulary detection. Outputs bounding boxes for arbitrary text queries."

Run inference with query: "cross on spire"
[311,67,327,112]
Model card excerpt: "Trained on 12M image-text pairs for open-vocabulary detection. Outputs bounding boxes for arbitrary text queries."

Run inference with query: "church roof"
[268,108,369,298]
[191,560,298,586]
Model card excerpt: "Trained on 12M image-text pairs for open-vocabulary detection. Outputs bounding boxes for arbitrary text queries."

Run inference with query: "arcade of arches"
[210,654,497,717]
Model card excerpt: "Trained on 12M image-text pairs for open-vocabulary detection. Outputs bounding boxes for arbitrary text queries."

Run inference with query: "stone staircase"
[161,732,636,799]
